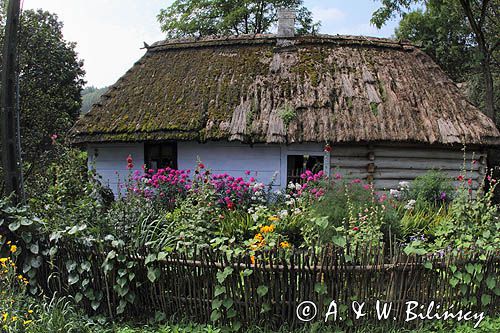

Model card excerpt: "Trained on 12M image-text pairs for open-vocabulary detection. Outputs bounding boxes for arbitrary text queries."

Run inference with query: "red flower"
[352,227,359,231]
[126,155,133,164]
[227,201,235,210]
[324,144,332,152]
[198,163,205,169]
[457,175,464,181]
[468,178,472,185]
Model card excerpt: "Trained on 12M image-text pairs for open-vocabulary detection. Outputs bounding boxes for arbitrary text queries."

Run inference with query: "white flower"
[251,196,257,200]
[399,181,410,189]
[389,189,401,198]
[279,210,289,218]
[295,183,302,191]
[293,208,302,215]
[404,199,416,210]
[287,183,296,190]
[285,194,291,199]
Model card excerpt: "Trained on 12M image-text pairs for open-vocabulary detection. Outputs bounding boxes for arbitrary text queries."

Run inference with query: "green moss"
[378,80,387,102]
[346,97,353,110]
[279,104,297,128]
[291,48,328,87]
[370,102,379,116]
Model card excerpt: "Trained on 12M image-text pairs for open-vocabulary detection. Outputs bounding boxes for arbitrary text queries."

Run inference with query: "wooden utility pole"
[1,0,24,203]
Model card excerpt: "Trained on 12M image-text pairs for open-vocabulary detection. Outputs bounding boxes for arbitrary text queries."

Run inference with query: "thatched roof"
[71,34,500,146]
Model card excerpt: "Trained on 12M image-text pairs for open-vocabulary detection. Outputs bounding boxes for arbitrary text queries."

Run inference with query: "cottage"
[70,12,500,195]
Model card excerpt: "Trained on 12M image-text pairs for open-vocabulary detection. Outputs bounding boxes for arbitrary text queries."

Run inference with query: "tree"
[0,3,85,195]
[372,0,499,124]
[81,86,108,114]
[158,0,320,38]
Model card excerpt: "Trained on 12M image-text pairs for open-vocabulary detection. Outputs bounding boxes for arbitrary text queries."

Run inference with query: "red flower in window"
[324,144,332,152]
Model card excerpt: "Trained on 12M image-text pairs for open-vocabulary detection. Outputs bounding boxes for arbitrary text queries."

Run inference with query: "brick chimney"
[277,8,295,38]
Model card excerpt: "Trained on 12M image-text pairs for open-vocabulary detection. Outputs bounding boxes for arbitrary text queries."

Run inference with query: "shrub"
[407,170,453,206]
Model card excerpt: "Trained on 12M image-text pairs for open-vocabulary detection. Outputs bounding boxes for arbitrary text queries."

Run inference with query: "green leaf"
[423,262,433,269]
[66,260,77,272]
[223,298,234,309]
[481,294,491,306]
[450,265,457,273]
[231,321,242,331]
[449,278,459,288]
[242,268,253,277]
[260,303,271,314]
[145,254,157,265]
[210,310,221,322]
[214,286,226,297]
[91,300,100,311]
[147,268,160,283]
[157,251,168,261]
[227,308,237,319]
[211,299,223,310]
[75,292,83,303]
[68,225,79,235]
[30,256,42,268]
[81,261,91,272]
[332,235,346,248]
[20,217,33,226]
[257,285,268,297]
[314,282,327,295]
[68,273,79,285]
[465,264,474,274]
[8,220,20,231]
[486,276,496,290]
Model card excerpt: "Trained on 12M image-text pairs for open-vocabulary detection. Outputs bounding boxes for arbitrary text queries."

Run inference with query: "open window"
[145,142,177,170]
[287,154,324,184]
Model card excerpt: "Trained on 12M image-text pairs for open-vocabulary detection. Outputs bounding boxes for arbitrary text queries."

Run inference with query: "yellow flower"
[260,224,275,233]
[23,320,32,326]
[10,245,17,253]
[0,258,8,263]
[268,215,280,222]
[254,233,263,241]
[280,241,290,249]
[2,313,7,322]
[11,316,17,322]
[27,310,33,314]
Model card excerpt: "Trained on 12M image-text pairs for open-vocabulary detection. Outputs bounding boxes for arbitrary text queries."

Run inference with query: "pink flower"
[352,178,362,184]
[198,163,205,169]
[245,170,251,175]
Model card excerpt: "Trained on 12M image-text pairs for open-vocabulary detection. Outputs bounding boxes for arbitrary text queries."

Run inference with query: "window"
[145,142,177,170]
[287,154,324,184]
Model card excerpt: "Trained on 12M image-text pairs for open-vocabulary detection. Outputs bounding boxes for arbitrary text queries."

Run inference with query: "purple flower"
[440,192,447,200]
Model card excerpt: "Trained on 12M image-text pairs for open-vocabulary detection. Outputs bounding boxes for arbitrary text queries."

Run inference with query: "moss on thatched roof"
[70,34,500,145]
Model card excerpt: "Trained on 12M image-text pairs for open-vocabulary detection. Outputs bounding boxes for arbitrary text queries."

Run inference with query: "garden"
[1,144,499,332]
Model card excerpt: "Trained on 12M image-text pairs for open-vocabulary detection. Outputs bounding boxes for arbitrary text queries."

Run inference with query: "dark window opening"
[145,142,178,170]
[287,155,324,184]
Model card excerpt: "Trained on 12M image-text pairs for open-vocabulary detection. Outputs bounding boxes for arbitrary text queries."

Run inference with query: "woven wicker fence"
[37,243,499,329]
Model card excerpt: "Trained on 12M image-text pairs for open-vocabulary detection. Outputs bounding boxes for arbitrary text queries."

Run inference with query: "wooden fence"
[37,243,499,329]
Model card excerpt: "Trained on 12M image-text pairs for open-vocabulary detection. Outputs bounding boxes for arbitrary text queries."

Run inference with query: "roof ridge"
[146,34,414,51]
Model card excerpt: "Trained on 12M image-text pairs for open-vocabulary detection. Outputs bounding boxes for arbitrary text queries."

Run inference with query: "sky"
[22,0,402,88]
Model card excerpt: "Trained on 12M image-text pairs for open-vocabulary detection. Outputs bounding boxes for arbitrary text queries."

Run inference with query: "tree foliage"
[81,86,108,114]
[0,3,85,195]
[157,0,320,38]
[372,0,499,124]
